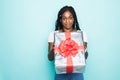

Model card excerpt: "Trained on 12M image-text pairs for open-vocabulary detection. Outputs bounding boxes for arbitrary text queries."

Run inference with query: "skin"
[61,10,74,32]
[48,10,87,61]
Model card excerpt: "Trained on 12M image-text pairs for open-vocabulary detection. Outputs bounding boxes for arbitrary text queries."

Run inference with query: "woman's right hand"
[48,42,54,61]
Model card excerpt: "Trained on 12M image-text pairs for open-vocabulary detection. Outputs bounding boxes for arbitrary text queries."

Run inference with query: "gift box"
[54,31,86,74]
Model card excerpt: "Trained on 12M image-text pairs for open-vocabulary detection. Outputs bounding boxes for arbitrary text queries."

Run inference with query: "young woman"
[48,6,88,80]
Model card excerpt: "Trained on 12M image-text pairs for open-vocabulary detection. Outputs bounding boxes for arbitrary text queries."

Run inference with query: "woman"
[48,5,88,80]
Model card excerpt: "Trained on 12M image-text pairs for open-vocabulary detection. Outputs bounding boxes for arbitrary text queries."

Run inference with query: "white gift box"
[54,31,86,74]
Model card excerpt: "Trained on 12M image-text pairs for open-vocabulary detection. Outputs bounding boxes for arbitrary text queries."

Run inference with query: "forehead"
[62,10,73,17]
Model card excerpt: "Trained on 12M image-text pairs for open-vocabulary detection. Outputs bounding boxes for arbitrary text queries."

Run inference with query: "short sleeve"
[48,31,54,42]
[83,32,88,43]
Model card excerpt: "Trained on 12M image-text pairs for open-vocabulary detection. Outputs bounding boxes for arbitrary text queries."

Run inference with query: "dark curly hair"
[55,6,81,31]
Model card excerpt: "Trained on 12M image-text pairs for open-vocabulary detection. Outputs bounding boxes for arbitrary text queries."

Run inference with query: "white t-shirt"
[48,31,88,43]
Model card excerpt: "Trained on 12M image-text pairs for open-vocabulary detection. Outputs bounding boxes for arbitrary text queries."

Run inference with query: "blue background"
[0,0,120,80]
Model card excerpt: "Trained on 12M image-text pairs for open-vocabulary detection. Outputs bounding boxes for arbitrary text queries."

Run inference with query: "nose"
[66,19,69,23]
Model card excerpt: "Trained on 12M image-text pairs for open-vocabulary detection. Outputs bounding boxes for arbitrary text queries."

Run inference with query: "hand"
[85,51,88,59]
[83,42,88,59]
[84,42,87,49]
[48,48,54,61]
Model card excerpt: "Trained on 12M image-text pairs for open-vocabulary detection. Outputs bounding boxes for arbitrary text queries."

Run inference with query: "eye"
[69,16,73,19]
[62,17,66,20]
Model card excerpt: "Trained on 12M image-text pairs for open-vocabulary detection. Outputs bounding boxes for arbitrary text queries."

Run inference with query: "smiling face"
[61,10,74,31]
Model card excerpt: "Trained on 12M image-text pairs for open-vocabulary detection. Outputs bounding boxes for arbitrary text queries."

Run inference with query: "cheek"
[70,20,74,24]
[61,20,66,25]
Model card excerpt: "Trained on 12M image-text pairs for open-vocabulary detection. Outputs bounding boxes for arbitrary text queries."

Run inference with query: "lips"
[64,24,72,28]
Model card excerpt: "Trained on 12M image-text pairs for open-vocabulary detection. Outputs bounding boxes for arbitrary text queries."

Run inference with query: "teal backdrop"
[0,0,120,80]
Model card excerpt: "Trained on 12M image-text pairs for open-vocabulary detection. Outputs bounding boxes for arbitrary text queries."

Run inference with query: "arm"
[48,42,54,61]
[84,42,88,59]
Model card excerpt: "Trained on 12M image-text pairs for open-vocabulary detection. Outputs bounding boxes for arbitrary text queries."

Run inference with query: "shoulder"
[49,30,59,36]
[48,31,58,42]
[77,30,87,35]
[49,31,55,35]
[77,30,88,42]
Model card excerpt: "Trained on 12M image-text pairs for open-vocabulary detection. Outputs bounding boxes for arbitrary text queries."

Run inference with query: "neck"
[63,28,73,32]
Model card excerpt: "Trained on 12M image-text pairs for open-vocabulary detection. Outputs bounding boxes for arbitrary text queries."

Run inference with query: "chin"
[66,27,72,29]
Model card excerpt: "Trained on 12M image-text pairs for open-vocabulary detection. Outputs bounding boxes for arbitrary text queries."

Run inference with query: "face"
[61,11,74,30]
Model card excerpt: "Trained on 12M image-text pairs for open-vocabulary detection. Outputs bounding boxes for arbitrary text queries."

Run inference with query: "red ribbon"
[54,32,84,73]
